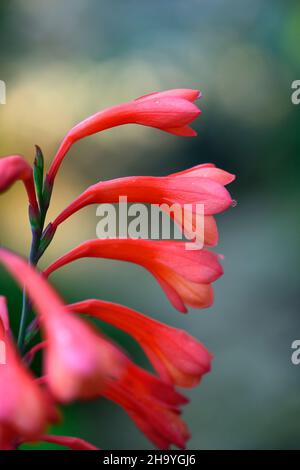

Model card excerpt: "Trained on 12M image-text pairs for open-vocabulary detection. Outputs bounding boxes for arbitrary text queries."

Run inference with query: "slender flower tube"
[47,89,201,183]
[69,299,212,387]
[103,363,190,449]
[25,435,99,450]
[0,316,48,449]
[50,163,234,247]
[0,248,127,402]
[52,165,234,224]
[44,239,223,313]
[0,155,38,212]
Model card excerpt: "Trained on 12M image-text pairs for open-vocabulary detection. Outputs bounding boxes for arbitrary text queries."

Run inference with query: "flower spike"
[0,85,236,450]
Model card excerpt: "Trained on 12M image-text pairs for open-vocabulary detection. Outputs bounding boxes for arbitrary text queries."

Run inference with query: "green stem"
[17,228,41,352]
[17,149,54,353]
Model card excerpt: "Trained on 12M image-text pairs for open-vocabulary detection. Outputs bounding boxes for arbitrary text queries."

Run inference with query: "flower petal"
[69,299,212,387]
[43,239,223,312]
[0,155,38,210]
[47,89,202,183]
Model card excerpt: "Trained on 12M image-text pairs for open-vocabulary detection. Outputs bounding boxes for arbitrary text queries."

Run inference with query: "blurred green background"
[0,0,300,449]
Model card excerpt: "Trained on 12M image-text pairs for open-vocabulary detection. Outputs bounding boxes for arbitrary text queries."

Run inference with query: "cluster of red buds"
[0,89,235,450]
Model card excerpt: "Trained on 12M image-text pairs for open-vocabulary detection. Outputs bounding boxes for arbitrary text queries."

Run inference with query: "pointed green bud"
[33,145,44,209]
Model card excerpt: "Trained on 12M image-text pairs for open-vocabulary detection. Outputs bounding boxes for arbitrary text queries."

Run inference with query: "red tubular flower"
[0,84,236,450]
[51,163,234,231]
[0,248,192,449]
[47,89,201,183]
[44,239,223,313]
[50,162,234,248]
[0,155,38,212]
[69,299,212,387]
[0,313,48,448]
[103,363,190,449]
[0,248,127,402]
[43,312,127,402]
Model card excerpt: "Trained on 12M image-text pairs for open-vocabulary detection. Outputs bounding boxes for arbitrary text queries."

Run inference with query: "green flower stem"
[17,227,41,352]
[17,152,54,353]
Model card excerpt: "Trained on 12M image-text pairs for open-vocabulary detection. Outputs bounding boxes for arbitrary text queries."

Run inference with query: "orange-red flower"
[44,239,223,313]
[69,299,212,387]
[43,313,128,402]
[0,306,48,448]
[0,155,38,212]
[0,85,236,450]
[47,89,201,183]
[51,163,234,249]
[103,362,190,449]
[0,249,127,403]
[0,248,192,449]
